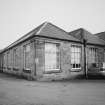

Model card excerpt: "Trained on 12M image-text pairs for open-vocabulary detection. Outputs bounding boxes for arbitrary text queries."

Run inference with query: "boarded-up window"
[104,51,105,62]
[71,45,81,69]
[13,49,16,68]
[45,43,60,71]
[3,53,7,68]
[13,48,20,68]
[23,43,31,69]
[88,47,98,67]
[7,51,10,68]
[7,50,12,68]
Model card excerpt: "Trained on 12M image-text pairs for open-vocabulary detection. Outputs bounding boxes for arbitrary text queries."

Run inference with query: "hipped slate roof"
[0,50,2,54]
[95,32,105,41]
[69,28,105,46]
[3,22,79,51]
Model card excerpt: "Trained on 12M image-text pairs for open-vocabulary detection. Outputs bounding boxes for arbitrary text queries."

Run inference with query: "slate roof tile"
[95,32,105,41]
[69,28,105,46]
[2,22,80,52]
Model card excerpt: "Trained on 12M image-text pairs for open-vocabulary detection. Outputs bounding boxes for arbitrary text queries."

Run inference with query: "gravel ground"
[0,73,105,105]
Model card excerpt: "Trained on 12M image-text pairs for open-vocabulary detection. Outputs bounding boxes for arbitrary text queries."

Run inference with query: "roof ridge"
[36,22,80,42]
[46,22,80,41]
[69,28,92,36]
[95,31,105,35]
[44,22,67,33]
[36,22,49,35]
[69,27,105,45]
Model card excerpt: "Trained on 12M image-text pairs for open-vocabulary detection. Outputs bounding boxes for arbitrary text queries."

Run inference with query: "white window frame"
[71,44,81,69]
[7,51,10,68]
[104,50,105,62]
[7,51,9,68]
[3,53,7,68]
[13,48,17,68]
[88,47,98,67]
[23,43,31,70]
[44,42,60,72]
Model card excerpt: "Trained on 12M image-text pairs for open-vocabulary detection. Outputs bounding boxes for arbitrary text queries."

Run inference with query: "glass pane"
[75,53,78,59]
[76,64,79,68]
[45,53,56,70]
[71,53,75,58]
[71,47,75,52]
[71,58,75,64]
[78,47,81,52]
[89,48,98,64]
[71,45,81,68]
[75,47,78,52]
[73,64,75,68]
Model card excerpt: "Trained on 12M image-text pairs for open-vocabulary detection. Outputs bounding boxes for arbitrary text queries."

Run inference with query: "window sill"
[13,68,19,71]
[23,68,31,73]
[71,68,82,72]
[3,67,6,69]
[7,67,11,70]
[44,69,61,74]
[100,68,105,71]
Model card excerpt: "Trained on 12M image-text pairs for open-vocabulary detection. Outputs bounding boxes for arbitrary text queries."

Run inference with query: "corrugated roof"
[69,28,105,46]
[2,22,80,52]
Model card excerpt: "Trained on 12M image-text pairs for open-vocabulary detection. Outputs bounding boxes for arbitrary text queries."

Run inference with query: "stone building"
[95,32,105,70]
[0,22,105,80]
[69,28,105,76]
[0,22,83,80]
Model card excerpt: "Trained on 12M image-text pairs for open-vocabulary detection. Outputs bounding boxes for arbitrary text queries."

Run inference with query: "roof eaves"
[35,35,81,44]
[3,22,46,50]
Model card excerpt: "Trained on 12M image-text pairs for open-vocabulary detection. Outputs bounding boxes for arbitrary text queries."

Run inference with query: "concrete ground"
[0,73,105,105]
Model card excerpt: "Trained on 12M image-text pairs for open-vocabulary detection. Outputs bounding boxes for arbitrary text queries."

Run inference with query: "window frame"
[104,50,105,62]
[3,53,7,69]
[7,50,11,70]
[44,42,61,73]
[23,43,31,72]
[13,48,16,68]
[71,44,82,71]
[13,48,18,70]
[7,51,9,69]
[88,47,98,67]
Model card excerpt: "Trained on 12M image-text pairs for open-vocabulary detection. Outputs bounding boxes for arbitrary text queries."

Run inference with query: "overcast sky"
[0,0,105,49]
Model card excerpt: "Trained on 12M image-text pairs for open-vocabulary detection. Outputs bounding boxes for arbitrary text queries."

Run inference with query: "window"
[3,53,7,68]
[23,44,31,69]
[7,51,12,69]
[71,45,81,69]
[13,49,17,68]
[104,51,105,62]
[7,51,10,68]
[88,47,98,67]
[45,43,60,71]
